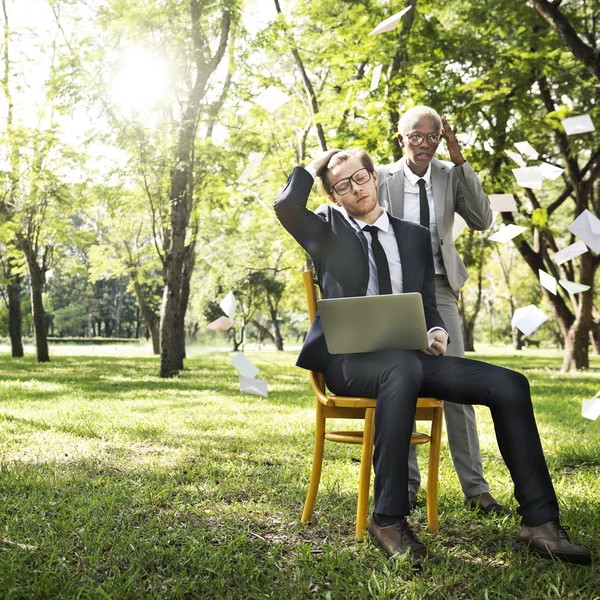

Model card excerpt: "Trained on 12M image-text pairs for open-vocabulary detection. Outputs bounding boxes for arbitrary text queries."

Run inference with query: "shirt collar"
[404,161,432,186]
[353,209,390,232]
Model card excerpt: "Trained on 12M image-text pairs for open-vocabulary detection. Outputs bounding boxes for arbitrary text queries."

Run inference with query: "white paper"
[231,353,259,379]
[239,375,268,397]
[489,194,518,212]
[489,224,527,243]
[370,64,383,91]
[539,269,557,295]
[253,86,290,113]
[582,393,600,421]
[240,152,265,182]
[207,316,232,331]
[511,305,548,337]
[559,279,590,294]
[512,167,544,190]
[561,114,595,135]
[219,291,237,323]
[452,214,468,241]
[514,141,539,160]
[582,399,600,420]
[567,209,600,253]
[369,6,412,35]
[538,162,564,181]
[553,241,588,265]
[506,150,527,168]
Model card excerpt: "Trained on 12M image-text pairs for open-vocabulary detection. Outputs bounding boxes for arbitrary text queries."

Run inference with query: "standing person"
[377,106,505,514]
[273,148,591,564]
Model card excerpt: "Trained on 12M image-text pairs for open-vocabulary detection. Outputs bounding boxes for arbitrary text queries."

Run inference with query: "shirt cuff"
[304,165,317,179]
[427,327,449,340]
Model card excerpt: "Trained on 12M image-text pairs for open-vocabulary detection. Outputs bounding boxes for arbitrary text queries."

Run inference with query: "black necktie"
[417,179,430,228]
[363,226,393,295]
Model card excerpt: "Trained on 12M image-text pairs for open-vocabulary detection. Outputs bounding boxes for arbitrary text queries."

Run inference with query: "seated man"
[274,148,592,565]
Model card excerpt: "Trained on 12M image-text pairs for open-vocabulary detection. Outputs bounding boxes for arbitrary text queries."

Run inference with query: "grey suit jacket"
[377,157,492,291]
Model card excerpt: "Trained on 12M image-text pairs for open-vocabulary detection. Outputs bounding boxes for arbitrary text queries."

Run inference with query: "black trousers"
[324,350,559,526]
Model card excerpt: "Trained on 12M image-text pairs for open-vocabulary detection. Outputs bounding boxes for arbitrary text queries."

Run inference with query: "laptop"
[317,293,432,354]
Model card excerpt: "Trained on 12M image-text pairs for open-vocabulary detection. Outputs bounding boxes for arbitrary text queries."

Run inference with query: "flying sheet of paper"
[559,279,590,294]
[369,6,412,35]
[219,291,237,323]
[489,194,518,212]
[239,375,268,397]
[231,353,259,379]
[512,167,544,190]
[553,241,588,265]
[561,114,595,135]
[511,305,548,337]
[538,162,564,181]
[489,224,527,243]
[240,152,265,182]
[567,209,600,253]
[539,269,557,295]
[506,150,527,168]
[582,394,600,421]
[514,141,539,160]
[253,86,290,112]
[370,64,383,91]
[207,316,232,331]
[452,213,468,241]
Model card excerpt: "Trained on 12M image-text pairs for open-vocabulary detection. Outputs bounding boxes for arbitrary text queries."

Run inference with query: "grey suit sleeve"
[452,161,493,231]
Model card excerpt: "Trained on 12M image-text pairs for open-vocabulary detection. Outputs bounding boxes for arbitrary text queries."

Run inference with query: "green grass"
[0,346,599,599]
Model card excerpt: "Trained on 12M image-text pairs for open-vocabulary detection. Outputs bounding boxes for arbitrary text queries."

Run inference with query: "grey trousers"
[408,276,490,499]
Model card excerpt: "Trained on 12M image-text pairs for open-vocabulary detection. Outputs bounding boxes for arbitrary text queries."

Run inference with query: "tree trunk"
[114,280,123,338]
[27,261,49,362]
[159,1,231,378]
[561,290,593,372]
[462,319,475,352]
[7,273,23,357]
[251,318,276,346]
[513,327,524,350]
[132,278,160,355]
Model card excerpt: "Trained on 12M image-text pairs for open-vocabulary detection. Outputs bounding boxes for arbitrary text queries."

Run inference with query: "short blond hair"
[319,149,375,195]
[398,106,442,134]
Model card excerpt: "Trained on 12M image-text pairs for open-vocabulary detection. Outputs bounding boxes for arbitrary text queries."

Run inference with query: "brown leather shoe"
[367,516,427,561]
[517,521,592,565]
[466,492,512,516]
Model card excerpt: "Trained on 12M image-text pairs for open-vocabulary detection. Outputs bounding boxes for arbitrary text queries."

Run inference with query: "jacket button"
[440,238,444,246]
[360,287,367,294]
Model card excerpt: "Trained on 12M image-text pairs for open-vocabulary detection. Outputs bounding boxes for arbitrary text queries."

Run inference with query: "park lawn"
[0,347,599,599]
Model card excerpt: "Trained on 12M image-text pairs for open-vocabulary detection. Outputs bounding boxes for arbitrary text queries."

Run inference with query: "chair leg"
[426,406,443,533]
[356,407,375,540]
[302,403,326,524]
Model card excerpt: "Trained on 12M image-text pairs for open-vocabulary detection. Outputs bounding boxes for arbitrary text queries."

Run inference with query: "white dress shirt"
[403,163,445,275]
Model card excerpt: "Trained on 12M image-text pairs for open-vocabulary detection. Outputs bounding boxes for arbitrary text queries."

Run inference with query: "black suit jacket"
[274,166,446,373]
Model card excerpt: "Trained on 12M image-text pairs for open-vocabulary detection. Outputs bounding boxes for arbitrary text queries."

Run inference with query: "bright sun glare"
[110,49,172,117]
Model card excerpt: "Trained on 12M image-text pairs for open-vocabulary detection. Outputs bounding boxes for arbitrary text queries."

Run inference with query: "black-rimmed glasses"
[406,132,442,146]
[331,168,372,195]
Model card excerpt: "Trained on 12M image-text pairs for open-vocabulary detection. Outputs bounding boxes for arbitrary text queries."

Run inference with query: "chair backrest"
[302,270,319,324]
[302,270,329,399]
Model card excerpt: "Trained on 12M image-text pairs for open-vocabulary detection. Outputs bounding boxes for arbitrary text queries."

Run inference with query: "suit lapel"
[385,158,406,219]
[431,160,448,233]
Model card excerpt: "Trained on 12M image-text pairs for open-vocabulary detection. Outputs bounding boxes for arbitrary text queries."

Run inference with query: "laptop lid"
[317,293,431,354]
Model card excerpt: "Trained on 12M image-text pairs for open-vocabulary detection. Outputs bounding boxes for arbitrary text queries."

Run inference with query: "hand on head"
[441,116,465,166]
[307,149,343,177]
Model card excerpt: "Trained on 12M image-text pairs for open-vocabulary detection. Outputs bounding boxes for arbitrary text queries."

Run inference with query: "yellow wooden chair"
[300,270,444,539]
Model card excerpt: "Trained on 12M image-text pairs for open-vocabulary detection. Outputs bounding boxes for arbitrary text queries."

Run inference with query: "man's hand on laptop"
[307,149,343,177]
[422,329,448,356]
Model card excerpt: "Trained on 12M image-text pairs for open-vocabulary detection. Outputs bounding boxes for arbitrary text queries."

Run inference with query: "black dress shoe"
[517,521,592,565]
[367,516,427,561]
[466,493,512,516]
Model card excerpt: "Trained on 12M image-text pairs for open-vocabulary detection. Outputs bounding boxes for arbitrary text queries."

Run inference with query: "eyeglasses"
[331,168,372,195]
[406,132,442,146]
